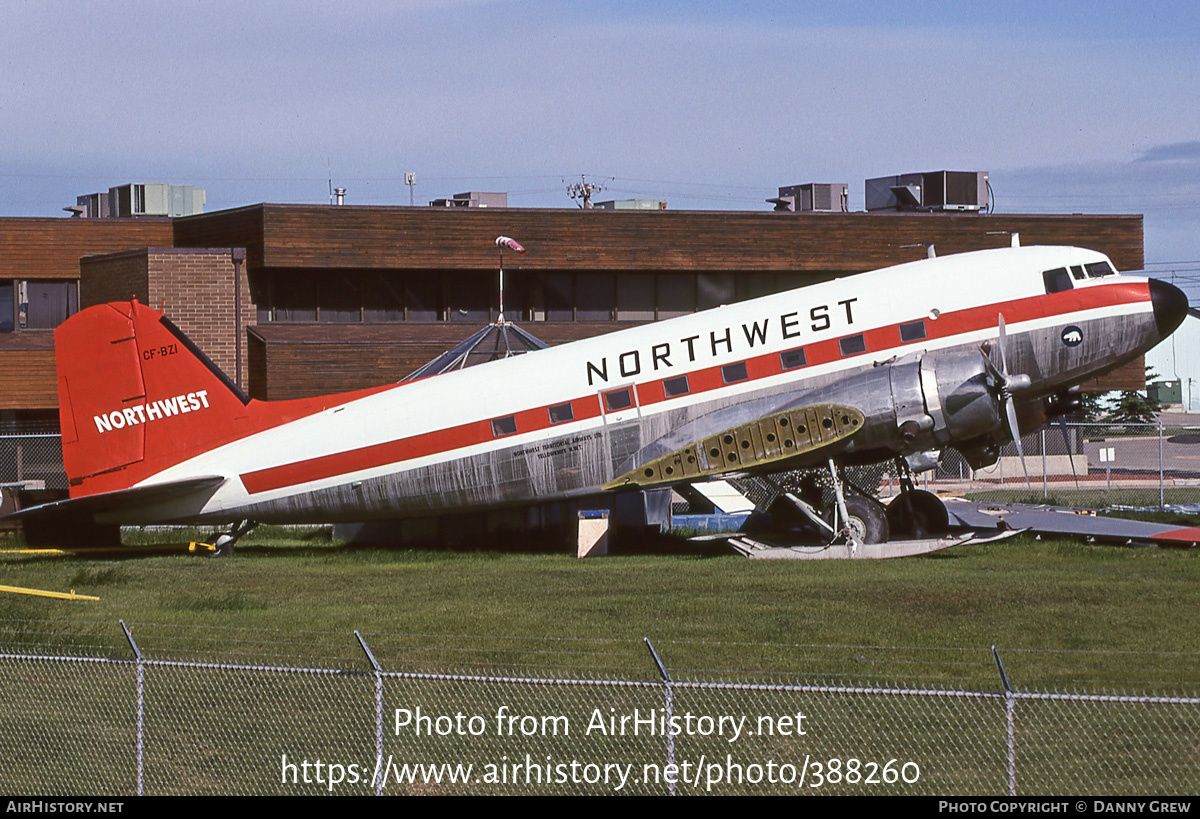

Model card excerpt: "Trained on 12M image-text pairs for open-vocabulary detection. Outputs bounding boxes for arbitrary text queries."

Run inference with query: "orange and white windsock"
[495,236,526,254]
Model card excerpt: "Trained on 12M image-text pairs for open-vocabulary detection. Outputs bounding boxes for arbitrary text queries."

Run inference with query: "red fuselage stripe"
[239,283,1150,495]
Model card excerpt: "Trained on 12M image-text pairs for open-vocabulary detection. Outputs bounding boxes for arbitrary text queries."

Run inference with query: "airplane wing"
[604,403,863,490]
[8,475,227,526]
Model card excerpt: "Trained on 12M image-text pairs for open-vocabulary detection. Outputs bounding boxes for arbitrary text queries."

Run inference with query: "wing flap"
[604,403,864,490]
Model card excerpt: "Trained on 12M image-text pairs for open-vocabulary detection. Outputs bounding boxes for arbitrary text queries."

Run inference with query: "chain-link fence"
[918,422,1200,510]
[7,424,1200,514]
[717,422,1200,514]
[0,434,66,492]
[2,625,1196,796]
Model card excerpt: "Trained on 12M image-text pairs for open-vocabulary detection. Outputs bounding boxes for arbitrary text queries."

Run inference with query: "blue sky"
[2,2,1198,288]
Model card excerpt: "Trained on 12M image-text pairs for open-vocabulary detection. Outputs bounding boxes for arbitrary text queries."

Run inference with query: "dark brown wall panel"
[0,218,172,280]
[171,205,1143,277]
[172,206,265,270]
[0,350,58,409]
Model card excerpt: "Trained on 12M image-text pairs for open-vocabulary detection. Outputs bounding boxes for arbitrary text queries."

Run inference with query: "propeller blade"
[1005,393,1032,490]
[997,313,1009,381]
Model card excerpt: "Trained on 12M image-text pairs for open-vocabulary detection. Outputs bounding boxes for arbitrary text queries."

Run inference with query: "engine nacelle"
[922,351,1006,447]
[879,351,1006,467]
[792,351,1008,468]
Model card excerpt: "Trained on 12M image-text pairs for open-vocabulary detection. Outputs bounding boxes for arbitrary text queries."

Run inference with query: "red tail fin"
[56,300,251,497]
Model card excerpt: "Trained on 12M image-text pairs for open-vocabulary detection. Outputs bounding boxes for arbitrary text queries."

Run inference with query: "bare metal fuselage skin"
[94,246,1186,526]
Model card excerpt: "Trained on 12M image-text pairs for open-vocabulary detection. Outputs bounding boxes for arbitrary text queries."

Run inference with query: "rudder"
[56,299,250,497]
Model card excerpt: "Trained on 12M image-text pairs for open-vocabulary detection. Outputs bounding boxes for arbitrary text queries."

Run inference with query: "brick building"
[0,202,1147,426]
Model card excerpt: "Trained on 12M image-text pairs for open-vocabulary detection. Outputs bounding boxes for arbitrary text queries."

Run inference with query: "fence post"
[644,638,676,796]
[119,620,144,797]
[1159,419,1165,509]
[355,631,385,796]
[1041,429,1047,500]
[992,646,1016,796]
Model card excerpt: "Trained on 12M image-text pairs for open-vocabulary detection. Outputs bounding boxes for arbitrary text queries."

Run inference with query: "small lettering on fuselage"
[585,298,858,386]
[93,390,210,434]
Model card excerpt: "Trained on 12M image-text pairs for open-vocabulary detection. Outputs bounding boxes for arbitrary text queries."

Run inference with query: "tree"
[1102,368,1163,426]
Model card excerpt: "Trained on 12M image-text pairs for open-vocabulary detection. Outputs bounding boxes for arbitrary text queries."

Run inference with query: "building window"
[899,320,927,343]
[447,272,492,322]
[575,274,615,321]
[491,415,518,437]
[839,334,867,356]
[361,273,404,322]
[0,282,13,332]
[405,276,440,321]
[697,273,735,311]
[3,280,78,331]
[658,274,696,318]
[780,347,807,370]
[662,375,690,398]
[721,361,749,384]
[548,402,574,424]
[318,274,362,323]
[603,387,633,412]
[616,274,655,321]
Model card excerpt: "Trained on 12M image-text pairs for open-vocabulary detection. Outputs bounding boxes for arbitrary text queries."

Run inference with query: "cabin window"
[662,375,690,398]
[1085,261,1116,278]
[548,403,574,425]
[603,387,634,412]
[780,347,807,370]
[839,334,867,356]
[721,361,749,384]
[491,415,518,437]
[1043,268,1072,294]
[899,320,927,343]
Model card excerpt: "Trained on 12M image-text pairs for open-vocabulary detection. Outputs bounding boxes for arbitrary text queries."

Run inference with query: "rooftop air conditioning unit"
[865,171,988,212]
[768,183,848,212]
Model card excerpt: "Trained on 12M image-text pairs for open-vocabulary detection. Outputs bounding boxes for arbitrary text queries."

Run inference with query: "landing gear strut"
[823,458,889,551]
[213,520,257,557]
[885,458,949,538]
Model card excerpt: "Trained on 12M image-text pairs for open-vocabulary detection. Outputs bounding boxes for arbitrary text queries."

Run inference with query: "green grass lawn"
[2,527,1198,693]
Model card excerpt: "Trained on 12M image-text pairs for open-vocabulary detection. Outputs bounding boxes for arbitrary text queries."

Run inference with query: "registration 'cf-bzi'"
[19,245,1188,554]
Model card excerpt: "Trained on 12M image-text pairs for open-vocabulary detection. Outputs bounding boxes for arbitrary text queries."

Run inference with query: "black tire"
[826,495,889,544]
[886,490,950,538]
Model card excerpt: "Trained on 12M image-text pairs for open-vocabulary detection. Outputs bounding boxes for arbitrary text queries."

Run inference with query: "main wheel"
[826,496,889,545]
[886,490,950,538]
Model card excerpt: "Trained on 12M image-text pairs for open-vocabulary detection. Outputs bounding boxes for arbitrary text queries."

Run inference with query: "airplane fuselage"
[110,245,1183,526]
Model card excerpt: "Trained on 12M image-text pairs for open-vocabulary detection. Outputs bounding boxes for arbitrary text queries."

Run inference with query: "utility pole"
[404,172,417,206]
[566,175,605,209]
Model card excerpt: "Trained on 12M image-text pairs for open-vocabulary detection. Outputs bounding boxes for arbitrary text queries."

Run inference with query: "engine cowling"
[881,351,1007,468]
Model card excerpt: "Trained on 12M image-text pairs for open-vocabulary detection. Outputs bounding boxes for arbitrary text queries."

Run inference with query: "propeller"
[981,313,1033,490]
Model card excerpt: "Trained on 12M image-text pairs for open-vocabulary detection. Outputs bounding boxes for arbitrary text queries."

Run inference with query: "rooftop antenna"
[566,175,607,209]
[494,236,526,323]
[327,158,333,205]
[405,172,417,206]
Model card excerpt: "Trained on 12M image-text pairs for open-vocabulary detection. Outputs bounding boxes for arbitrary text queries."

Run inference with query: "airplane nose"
[1149,278,1189,337]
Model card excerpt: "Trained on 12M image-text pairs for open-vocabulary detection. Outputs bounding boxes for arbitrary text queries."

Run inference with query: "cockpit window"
[1085,261,1116,278]
[1070,265,1086,280]
[1043,268,1073,294]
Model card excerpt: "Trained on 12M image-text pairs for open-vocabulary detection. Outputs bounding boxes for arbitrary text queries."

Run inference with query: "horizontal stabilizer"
[8,475,226,526]
[604,403,864,491]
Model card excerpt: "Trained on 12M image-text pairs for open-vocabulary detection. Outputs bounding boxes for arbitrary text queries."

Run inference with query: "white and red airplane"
[16,244,1189,552]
